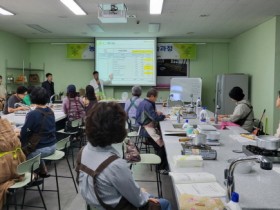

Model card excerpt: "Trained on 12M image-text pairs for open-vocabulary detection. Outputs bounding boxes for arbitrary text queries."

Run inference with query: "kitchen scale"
[181,143,217,160]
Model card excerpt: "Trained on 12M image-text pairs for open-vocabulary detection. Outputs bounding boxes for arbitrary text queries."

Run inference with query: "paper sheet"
[169,172,216,184]
[176,182,226,197]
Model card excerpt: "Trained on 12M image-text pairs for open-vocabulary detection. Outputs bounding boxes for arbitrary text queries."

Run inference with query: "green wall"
[28,43,94,94]
[274,17,280,134]
[28,39,229,112]
[0,30,29,90]
[229,17,278,134]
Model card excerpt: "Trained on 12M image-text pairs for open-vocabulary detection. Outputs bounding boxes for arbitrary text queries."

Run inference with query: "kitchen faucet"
[49,94,58,105]
[214,105,220,124]
[177,106,185,123]
[225,155,273,200]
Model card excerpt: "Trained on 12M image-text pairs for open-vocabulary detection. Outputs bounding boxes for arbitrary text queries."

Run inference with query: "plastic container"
[182,120,194,136]
[199,107,209,123]
[225,192,242,210]
[196,97,201,107]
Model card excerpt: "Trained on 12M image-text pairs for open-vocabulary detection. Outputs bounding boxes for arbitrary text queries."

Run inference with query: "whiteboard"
[170,78,202,102]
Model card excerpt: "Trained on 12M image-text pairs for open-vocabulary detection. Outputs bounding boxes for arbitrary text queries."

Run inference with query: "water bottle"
[196,97,202,118]
[225,192,242,210]
[199,107,208,123]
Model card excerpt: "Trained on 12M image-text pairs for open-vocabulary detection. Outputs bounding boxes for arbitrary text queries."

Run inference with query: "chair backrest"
[17,154,41,175]
[71,118,83,127]
[56,136,71,151]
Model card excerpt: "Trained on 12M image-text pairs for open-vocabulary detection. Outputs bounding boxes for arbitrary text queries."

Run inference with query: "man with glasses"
[3,86,29,114]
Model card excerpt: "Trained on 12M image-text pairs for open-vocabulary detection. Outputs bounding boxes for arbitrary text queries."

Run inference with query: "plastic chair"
[55,136,78,193]
[56,118,84,167]
[6,154,47,210]
[122,140,162,197]
[41,141,66,210]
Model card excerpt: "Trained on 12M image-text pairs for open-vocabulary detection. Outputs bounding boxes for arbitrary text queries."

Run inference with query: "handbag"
[22,108,54,156]
[124,140,141,163]
[64,120,80,133]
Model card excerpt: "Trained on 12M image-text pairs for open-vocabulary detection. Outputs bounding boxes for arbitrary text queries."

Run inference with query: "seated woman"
[220,86,254,132]
[76,102,171,210]
[124,85,143,130]
[3,86,29,114]
[20,87,56,177]
[63,84,85,121]
[22,85,35,106]
[82,85,97,115]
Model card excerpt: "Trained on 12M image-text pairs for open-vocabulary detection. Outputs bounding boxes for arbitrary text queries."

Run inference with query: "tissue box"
[174,155,203,167]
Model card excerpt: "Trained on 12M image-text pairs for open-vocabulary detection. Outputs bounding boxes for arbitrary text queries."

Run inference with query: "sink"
[172,123,184,129]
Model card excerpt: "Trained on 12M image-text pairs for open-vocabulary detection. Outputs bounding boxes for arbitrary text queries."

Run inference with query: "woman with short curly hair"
[77,102,171,210]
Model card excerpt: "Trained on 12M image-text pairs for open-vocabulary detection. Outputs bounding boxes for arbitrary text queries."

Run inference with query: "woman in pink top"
[62,84,85,121]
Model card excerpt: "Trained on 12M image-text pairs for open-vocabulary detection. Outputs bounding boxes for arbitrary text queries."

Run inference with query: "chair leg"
[37,185,47,210]
[54,162,61,210]
[13,190,17,210]
[156,165,162,198]
[21,188,27,209]
[6,192,10,210]
[66,155,78,193]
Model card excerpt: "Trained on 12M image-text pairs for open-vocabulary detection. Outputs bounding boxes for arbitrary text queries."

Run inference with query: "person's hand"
[148,198,159,204]
[141,188,147,192]
[17,106,28,111]
[156,111,163,115]
[276,96,280,108]
[165,114,170,119]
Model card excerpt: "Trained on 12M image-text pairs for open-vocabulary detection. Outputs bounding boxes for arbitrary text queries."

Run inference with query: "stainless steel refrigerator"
[215,74,249,115]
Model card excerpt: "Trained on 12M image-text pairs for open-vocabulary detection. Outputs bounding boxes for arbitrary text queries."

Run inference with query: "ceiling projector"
[98,3,127,23]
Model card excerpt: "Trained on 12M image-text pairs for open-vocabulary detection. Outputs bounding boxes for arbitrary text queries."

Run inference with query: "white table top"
[1,109,66,126]
[159,108,280,209]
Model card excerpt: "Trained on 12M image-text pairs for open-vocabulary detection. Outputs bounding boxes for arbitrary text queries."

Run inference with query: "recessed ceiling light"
[200,14,209,17]
[0,7,14,15]
[150,0,164,15]
[60,0,86,15]
[26,24,52,33]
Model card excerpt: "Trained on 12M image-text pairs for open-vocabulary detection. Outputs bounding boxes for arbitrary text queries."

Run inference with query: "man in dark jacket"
[136,88,169,172]
[42,73,55,102]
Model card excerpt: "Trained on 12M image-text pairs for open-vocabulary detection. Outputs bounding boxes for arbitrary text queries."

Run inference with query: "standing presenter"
[89,71,113,100]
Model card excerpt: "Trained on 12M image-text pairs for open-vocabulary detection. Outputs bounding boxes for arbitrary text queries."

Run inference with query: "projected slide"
[95,38,156,86]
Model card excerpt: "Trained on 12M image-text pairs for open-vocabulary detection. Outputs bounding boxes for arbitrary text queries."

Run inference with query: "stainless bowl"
[193,133,207,145]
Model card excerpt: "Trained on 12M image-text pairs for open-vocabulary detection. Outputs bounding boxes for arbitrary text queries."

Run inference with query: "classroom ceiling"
[0,0,280,39]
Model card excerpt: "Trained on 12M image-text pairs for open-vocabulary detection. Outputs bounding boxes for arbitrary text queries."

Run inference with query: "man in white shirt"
[0,75,7,111]
[89,71,113,99]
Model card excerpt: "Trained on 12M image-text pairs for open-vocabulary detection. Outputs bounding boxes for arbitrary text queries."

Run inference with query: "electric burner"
[243,145,280,163]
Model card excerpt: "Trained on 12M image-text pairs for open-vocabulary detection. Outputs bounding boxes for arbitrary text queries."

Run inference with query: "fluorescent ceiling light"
[87,24,104,32]
[26,24,52,33]
[0,7,14,15]
[60,0,86,15]
[150,0,164,15]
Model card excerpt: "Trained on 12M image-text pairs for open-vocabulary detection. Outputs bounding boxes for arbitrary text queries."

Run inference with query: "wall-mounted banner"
[66,43,95,59]
[157,43,196,59]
